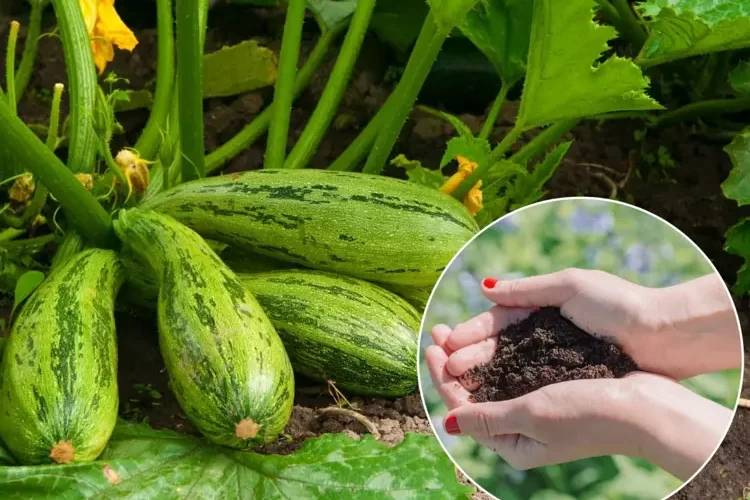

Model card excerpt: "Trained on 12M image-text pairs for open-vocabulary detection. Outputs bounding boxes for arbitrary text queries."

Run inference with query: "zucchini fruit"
[141,169,478,287]
[240,270,420,396]
[113,209,294,448]
[386,284,433,313]
[0,249,123,464]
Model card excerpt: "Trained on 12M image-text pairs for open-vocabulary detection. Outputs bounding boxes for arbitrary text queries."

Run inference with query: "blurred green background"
[420,198,742,500]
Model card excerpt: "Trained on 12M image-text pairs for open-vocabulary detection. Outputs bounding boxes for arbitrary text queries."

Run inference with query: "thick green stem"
[14,2,45,101]
[284,0,375,170]
[52,0,98,173]
[176,0,205,181]
[327,104,388,171]
[510,119,578,165]
[363,12,447,175]
[204,22,346,174]
[452,124,524,200]
[652,96,750,128]
[265,0,306,170]
[0,98,115,248]
[6,21,19,115]
[134,0,174,160]
[479,82,510,142]
[610,0,647,48]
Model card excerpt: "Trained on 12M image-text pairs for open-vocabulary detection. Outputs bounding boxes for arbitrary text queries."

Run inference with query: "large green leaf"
[637,0,750,67]
[0,420,473,499]
[730,60,750,95]
[369,0,429,53]
[307,0,358,32]
[721,128,750,206]
[725,219,750,294]
[459,0,534,85]
[203,40,277,98]
[517,0,663,130]
[427,0,482,34]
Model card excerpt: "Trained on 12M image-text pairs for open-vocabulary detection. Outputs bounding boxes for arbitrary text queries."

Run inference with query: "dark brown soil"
[467,307,639,403]
[1,1,748,498]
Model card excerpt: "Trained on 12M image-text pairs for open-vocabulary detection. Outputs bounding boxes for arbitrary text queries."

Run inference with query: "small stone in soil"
[466,307,639,403]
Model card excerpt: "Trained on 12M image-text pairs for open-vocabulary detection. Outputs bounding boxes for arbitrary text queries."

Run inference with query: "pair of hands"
[426,269,739,480]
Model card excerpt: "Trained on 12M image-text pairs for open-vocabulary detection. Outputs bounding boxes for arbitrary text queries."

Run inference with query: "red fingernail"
[483,278,498,289]
[444,415,461,435]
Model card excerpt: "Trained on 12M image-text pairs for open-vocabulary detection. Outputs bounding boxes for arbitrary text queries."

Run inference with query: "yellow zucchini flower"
[80,0,138,74]
[440,155,484,216]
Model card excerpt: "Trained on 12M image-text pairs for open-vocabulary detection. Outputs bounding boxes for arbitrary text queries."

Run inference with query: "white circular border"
[416,196,745,500]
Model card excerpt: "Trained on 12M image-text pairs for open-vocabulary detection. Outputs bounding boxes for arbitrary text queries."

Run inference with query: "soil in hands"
[467,307,639,403]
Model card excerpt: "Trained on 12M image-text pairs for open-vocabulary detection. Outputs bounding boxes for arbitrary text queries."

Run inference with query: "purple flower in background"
[585,246,599,266]
[659,243,675,260]
[624,244,651,273]
[569,206,614,235]
[492,215,520,234]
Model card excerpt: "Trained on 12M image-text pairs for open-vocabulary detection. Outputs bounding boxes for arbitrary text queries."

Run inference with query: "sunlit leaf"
[721,128,750,206]
[0,420,473,499]
[203,40,277,98]
[441,137,492,168]
[459,0,534,84]
[307,0,358,32]
[427,0,482,34]
[637,0,750,67]
[724,219,750,294]
[729,60,750,95]
[517,0,662,130]
[390,154,446,189]
[11,270,44,317]
[508,141,572,209]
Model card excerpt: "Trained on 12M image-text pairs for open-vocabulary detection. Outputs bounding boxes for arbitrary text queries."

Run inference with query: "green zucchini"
[140,169,478,287]
[113,209,294,448]
[386,284,433,313]
[240,270,420,396]
[0,249,123,464]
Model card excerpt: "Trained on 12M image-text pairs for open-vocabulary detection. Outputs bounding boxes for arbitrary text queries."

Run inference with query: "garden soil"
[467,307,639,403]
[0,1,748,498]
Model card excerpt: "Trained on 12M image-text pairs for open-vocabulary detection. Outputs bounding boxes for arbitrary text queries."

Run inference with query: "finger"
[446,306,533,352]
[431,324,453,352]
[446,337,498,383]
[444,400,530,439]
[425,345,473,410]
[482,269,584,308]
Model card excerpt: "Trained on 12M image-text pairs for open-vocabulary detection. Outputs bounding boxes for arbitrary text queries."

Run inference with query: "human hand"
[426,327,733,481]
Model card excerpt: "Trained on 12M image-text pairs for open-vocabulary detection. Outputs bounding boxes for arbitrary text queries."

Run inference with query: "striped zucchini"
[240,270,420,396]
[0,249,123,464]
[113,209,294,448]
[387,284,433,313]
[140,169,478,287]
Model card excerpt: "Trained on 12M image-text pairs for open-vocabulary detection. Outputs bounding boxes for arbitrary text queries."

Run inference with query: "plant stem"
[0,97,115,248]
[363,12,447,175]
[651,96,750,128]
[134,0,174,160]
[265,0,306,170]
[176,0,205,181]
[284,0,375,170]
[327,94,394,171]
[5,21,20,115]
[452,124,524,200]
[51,0,98,173]
[479,82,510,142]
[0,228,25,242]
[204,21,346,174]
[14,2,45,102]
[510,119,578,165]
[610,0,647,49]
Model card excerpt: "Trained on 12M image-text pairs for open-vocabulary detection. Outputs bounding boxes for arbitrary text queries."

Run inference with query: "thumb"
[443,400,530,439]
[481,269,584,308]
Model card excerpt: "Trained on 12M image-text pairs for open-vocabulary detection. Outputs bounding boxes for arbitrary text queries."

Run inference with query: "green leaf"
[508,140,572,208]
[11,270,44,316]
[0,420,473,499]
[427,0,483,34]
[725,218,750,294]
[369,0,429,53]
[517,0,663,130]
[459,0,534,84]
[390,154,446,189]
[637,0,750,67]
[730,60,750,95]
[721,128,750,206]
[203,40,277,98]
[441,136,492,168]
[417,106,475,139]
[308,0,358,32]
[474,197,510,228]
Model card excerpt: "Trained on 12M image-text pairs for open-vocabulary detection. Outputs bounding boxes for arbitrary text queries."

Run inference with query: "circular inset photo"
[419,198,744,500]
